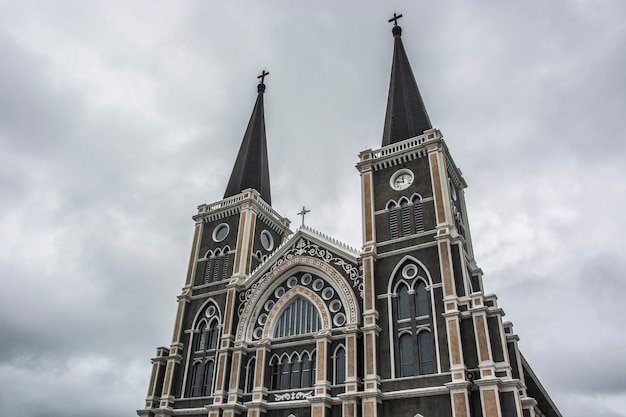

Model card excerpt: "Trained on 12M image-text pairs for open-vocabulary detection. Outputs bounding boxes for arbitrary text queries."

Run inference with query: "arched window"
[399,333,414,377]
[391,262,437,379]
[221,247,230,280]
[334,346,346,385]
[388,201,398,239]
[418,331,435,375]
[301,353,312,388]
[203,247,230,283]
[270,358,280,390]
[189,362,202,397]
[196,322,207,351]
[212,249,222,282]
[280,359,291,390]
[204,255,213,284]
[202,360,215,396]
[245,357,256,393]
[415,280,430,317]
[290,355,301,389]
[274,297,321,338]
[207,320,219,350]
[400,198,411,236]
[412,195,424,232]
[397,283,411,320]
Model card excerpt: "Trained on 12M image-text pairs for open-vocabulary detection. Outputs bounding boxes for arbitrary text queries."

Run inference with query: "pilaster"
[309,330,332,417]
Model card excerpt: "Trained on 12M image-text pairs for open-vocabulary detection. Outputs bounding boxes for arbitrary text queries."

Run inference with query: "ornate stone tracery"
[235,239,361,341]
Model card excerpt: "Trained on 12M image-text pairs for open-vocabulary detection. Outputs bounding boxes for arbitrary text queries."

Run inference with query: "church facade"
[138,17,561,417]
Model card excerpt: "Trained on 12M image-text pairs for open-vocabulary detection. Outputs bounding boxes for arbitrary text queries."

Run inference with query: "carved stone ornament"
[235,238,362,341]
[274,391,314,401]
[239,238,361,310]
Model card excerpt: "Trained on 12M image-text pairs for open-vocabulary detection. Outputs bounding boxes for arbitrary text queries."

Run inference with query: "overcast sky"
[1,1,625,416]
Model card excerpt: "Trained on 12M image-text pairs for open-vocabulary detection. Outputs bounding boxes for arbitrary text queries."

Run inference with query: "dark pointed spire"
[224,71,272,205]
[382,14,432,147]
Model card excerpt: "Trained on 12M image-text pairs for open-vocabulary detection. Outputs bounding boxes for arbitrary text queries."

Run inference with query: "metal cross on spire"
[258,70,270,84]
[388,12,403,26]
[297,206,311,227]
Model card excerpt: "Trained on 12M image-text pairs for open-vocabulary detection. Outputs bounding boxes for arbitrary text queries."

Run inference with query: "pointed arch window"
[221,250,230,279]
[270,358,280,390]
[280,360,291,390]
[202,247,231,284]
[212,249,222,282]
[399,333,414,377]
[203,256,213,284]
[400,198,411,236]
[301,353,312,388]
[290,355,301,389]
[415,280,430,317]
[334,346,346,385]
[273,297,321,338]
[189,362,202,397]
[397,283,411,320]
[388,201,398,239]
[391,261,438,378]
[196,322,207,351]
[412,195,424,232]
[207,319,219,350]
[245,357,256,393]
[417,330,435,375]
[202,360,215,396]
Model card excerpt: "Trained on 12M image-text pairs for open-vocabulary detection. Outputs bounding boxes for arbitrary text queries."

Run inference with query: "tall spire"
[224,71,272,205]
[382,14,432,147]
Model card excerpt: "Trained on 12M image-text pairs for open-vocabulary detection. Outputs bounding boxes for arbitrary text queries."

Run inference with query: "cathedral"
[137,15,561,417]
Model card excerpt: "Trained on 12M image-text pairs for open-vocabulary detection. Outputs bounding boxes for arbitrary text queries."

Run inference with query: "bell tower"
[139,73,291,417]
[356,15,524,417]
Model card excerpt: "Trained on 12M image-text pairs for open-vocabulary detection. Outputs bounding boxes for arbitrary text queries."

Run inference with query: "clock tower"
[356,17,535,417]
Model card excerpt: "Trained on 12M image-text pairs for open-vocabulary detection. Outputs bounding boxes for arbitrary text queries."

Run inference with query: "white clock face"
[390,169,414,190]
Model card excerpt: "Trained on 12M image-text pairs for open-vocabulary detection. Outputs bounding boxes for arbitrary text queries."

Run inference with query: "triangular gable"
[246,225,361,288]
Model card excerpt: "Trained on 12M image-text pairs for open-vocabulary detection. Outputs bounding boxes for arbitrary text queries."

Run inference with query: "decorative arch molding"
[386,254,434,294]
[236,255,360,341]
[409,192,424,202]
[238,236,362,308]
[262,286,331,339]
[190,297,222,329]
[386,254,441,378]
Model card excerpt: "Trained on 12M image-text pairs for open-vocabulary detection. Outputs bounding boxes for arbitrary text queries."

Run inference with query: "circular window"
[312,279,324,291]
[213,223,229,242]
[264,300,275,312]
[402,264,418,279]
[329,299,342,313]
[287,276,298,288]
[301,273,312,285]
[322,287,335,300]
[274,287,285,298]
[333,313,346,327]
[205,306,216,317]
[253,327,263,339]
[260,230,274,251]
[258,313,268,325]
